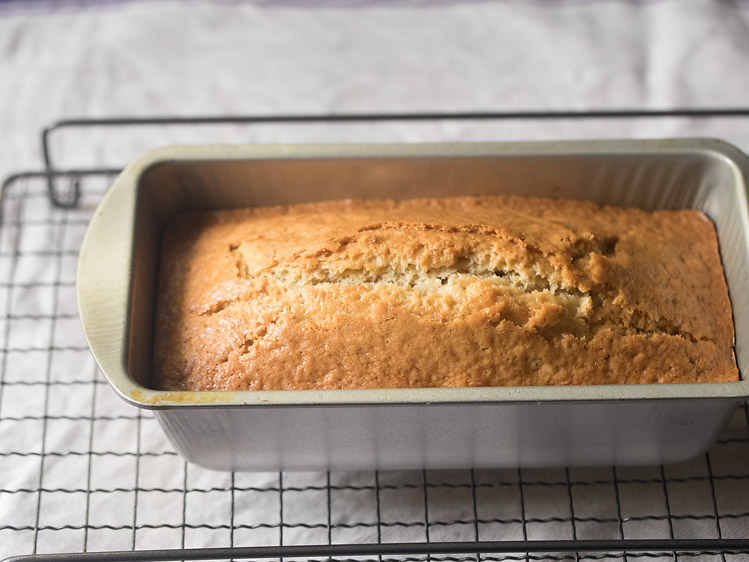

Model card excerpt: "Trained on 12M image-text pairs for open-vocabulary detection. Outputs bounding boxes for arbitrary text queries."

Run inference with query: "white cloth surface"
[2,0,749,179]
[1,0,749,558]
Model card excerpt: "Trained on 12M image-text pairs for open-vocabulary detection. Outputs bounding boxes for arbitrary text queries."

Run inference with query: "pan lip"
[115,383,746,411]
[77,137,749,411]
[87,136,749,167]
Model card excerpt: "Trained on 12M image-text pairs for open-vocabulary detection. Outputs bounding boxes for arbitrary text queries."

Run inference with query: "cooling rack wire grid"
[1,114,749,562]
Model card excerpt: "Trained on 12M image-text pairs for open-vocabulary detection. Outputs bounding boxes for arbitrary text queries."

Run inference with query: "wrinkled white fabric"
[1,0,749,180]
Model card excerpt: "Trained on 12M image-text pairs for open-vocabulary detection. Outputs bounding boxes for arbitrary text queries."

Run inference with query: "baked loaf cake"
[152,196,738,391]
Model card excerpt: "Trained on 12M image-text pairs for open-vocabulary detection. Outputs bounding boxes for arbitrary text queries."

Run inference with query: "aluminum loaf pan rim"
[77,138,749,410]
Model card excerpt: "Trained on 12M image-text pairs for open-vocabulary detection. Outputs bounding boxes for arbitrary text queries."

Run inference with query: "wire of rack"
[1,113,748,562]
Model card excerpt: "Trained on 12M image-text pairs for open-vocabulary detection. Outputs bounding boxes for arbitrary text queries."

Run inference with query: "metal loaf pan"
[78,139,749,471]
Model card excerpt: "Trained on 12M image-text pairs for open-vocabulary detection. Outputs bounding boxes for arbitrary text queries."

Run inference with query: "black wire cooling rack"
[1,112,749,562]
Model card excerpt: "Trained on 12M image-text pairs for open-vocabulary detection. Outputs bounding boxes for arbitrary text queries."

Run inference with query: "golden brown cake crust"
[152,196,738,391]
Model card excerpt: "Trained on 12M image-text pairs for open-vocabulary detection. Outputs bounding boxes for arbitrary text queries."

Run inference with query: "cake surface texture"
[152,196,738,391]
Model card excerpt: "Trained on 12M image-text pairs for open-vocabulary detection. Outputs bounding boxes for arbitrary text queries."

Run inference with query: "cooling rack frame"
[1,111,749,561]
